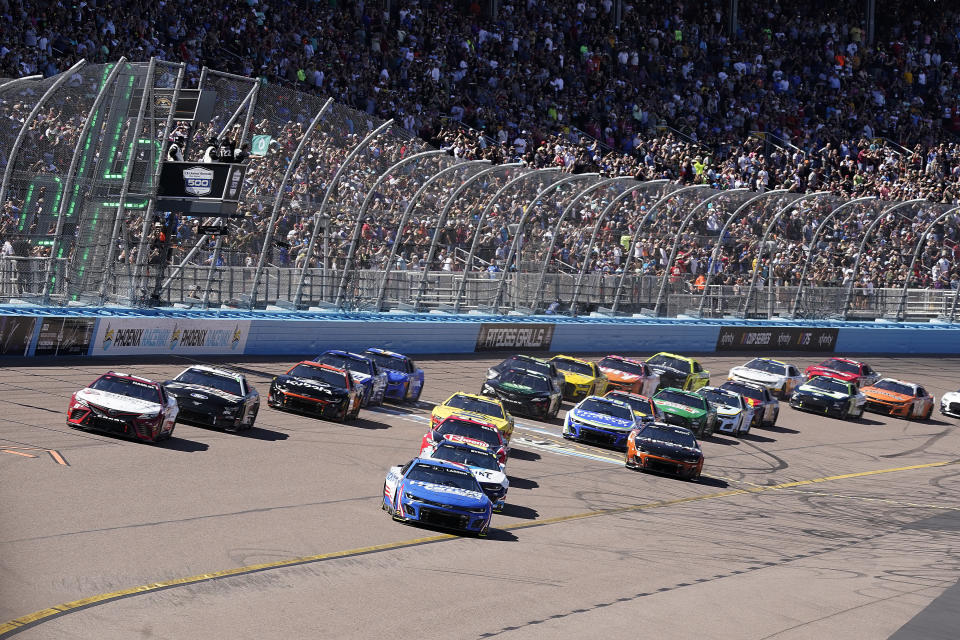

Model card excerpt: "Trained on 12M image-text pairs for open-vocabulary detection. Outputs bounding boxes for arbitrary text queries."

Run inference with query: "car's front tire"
[765,408,779,427]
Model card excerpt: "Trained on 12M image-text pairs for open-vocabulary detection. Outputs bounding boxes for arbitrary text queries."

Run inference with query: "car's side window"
[400,462,411,474]
[788,366,799,376]
[917,387,927,397]
[693,361,702,373]
[863,365,873,374]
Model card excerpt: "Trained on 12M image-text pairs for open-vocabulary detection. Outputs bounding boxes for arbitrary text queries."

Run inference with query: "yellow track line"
[1,458,955,637]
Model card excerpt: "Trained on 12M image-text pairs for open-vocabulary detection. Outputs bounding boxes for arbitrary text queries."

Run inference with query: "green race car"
[653,387,717,437]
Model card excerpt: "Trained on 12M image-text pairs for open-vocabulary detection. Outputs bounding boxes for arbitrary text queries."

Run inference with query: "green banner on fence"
[251,135,272,157]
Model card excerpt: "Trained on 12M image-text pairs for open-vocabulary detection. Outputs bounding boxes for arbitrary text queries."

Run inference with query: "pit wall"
[0,307,958,358]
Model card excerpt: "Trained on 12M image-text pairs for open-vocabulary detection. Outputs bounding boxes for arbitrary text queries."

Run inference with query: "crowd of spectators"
[3,0,960,308]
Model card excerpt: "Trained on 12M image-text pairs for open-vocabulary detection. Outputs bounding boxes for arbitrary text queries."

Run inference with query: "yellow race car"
[645,352,711,392]
[549,355,609,401]
[431,392,515,443]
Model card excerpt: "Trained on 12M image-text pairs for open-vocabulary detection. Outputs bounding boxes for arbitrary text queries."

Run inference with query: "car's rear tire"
[766,408,779,427]
[921,404,933,420]
[411,383,422,403]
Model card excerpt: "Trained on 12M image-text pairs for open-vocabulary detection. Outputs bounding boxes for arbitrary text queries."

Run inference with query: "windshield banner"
[716,326,838,352]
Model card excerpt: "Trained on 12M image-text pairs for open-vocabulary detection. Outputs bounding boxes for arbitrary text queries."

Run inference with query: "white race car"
[422,439,509,511]
[940,389,960,419]
[698,386,754,435]
[728,357,804,400]
[67,371,178,443]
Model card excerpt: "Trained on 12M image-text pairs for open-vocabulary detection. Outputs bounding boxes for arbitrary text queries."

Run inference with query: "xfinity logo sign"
[716,326,838,352]
[475,323,555,351]
[183,166,214,196]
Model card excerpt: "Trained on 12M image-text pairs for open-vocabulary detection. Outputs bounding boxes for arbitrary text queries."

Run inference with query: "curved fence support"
[533,176,635,313]
[335,149,446,307]
[412,163,523,311]
[452,167,560,313]
[42,59,127,304]
[951,280,960,323]
[652,187,746,316]
[740,191,827,317]
[492,173,600,314]
[373,159,487,311]
[569,179,669,315]
[896,206,960,321]
[0,60,86,208]
[691,189,789,317]
[612,183,716,314]
[790,196,876,317]
[841,198,927,320]
[248,97,333,308]
[291,118,395,308]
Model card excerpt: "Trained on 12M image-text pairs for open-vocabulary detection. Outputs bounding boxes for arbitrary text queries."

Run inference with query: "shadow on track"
[507,476,539,490]
[740,432,777,443]
[697,475,730,488]
[500,503,539,520]
[704,434,741,446]
[509,448,542,462]
[162,437,210,453]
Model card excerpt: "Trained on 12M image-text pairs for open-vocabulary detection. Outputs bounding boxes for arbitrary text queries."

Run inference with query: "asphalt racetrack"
[1,353,959,639]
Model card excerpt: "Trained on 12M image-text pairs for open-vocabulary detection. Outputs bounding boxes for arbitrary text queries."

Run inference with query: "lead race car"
[67,371,178,443]
[163,365,259,431]
[423,439,509,512]
[268,361,362,422]
[383,458,493,536]
[362,348,424,402]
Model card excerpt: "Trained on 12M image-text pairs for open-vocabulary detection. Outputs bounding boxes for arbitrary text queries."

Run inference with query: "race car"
[549,355,609,401]
[789,376,865,420]
[487,354,565,395]
[645,353,710,392]
[67,371,178,443]
[431,392,514,444]
[941,388,960,418]
[562,395,638,449]
[268,361,362,422]
[363,348,424,402]
[382,458,492,536]
[861,378,935,419]
[423,439,509,511]
[697,386,753,435]
[804,358,881,387]
[727,357,804,399]
[652,387,717,438]
[163,365,259,432]
[420,415,509,466]
[481,368,562,419]
[625,422,703,481]
[313,350,387,407]
[604,390,664,424]
[719,380,779,427]
[597,355,660,397]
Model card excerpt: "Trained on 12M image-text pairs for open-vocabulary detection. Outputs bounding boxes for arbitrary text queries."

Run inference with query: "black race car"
[163,365,260,432]
[486,354,565,395]
[481,367,563,419]
[268,361,362,422]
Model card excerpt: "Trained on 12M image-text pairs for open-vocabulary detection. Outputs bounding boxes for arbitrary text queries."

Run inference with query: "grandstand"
[1,1,958,320]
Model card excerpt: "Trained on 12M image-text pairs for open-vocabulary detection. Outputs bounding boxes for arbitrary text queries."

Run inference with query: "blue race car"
[563,395,638,449]
[313,350,388,407]
[363,348,425,402]
[382,458,492,536]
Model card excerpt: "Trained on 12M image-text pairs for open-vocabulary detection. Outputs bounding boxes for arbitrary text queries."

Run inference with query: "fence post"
[42,59,127,304]
[248,97,333,309]
[895,206,960,321]
[334,148,443,307]
[0,60,86,208]
[99,58,157,304]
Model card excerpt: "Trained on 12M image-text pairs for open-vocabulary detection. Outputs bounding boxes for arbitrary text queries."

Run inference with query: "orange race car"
[861,378,935,419]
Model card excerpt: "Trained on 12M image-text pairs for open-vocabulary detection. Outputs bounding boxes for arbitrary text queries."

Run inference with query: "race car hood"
[273,375,348,399]
[806,366,858,382]
[711,403,744,417]
[568,408,635,431]
[862,388,912,403]
[795,384,849,400]
[599,367,640,383]
[439,433,495,450]
[558,371,595,386]
[730,367,782,386]
[654,399,707,419]
[347,371,373,385]
[434,406,507,430]
[468,467,508,488]
[490,381,543,397]
[76,388,162,414]
[405,480,487,507]
[164,382,242,405]
[943,391,960,403]
[646,364,687,383]
[635,438,701,461]
[383,370,409,384]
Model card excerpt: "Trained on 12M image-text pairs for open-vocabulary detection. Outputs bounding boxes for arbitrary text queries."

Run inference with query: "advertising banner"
[0,316,36,356]
[93,319,251,355]
[716,326,839,352]
[34,317,95,356]
[475,323,555,352]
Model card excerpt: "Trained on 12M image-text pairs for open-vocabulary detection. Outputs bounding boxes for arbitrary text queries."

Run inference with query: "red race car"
[419,415,508,466]
[804,358,881,387]
[67,371,179,443]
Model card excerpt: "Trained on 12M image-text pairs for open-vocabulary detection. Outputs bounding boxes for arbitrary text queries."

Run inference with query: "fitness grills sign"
[475,323,555,351]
